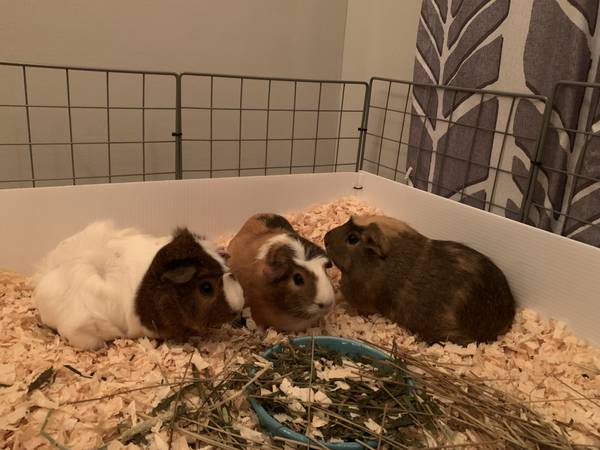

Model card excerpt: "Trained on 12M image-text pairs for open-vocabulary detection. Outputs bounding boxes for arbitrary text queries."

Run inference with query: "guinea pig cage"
[0,61,599,449]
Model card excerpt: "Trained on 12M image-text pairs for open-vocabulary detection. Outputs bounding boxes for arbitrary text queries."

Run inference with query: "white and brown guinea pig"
[324,215,516,345]
[33,221,244,350]
[226,213,335,332]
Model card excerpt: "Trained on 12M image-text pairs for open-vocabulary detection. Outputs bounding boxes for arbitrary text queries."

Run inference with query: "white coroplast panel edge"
[357,171,600,345]
[0,172,358,274]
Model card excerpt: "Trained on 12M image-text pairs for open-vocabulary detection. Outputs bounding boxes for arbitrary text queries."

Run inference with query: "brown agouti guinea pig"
[227,213,335,332]
[323,215,516,345]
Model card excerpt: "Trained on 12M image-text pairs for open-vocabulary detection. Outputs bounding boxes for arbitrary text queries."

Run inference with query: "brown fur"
[324,215,516,345]
[352,215,411,233]
[227,213,331,332]
[135,228,238,341]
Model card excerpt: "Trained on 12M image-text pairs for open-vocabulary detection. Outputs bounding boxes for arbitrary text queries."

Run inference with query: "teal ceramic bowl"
[248,336,409,450]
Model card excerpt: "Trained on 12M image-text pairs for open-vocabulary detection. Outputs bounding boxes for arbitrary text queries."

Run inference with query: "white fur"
[33,220,168,350]
[223,272,245,312]
[197,238,228,271]
[196,237,244,312]
[256,234,335,308]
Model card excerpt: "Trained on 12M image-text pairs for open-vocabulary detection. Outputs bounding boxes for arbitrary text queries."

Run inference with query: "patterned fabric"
[410,0,600,247]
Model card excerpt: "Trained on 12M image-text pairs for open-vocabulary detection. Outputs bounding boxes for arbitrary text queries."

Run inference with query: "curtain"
[409,0,600,247]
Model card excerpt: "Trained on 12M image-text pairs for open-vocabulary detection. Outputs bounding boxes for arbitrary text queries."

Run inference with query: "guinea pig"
[324,215,516,345]
[226,213,335,332]
[33,220,244,350]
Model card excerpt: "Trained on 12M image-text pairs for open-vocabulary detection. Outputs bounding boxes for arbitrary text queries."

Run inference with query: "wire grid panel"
[179,73,368,178]
[0,62,179,188]
[525,81,600,247]
[361,77,550,221]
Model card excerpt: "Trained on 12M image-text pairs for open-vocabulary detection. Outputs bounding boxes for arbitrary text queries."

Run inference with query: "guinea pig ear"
[263,244,292,282]
[161,263,197,284]
[362,223,390,258]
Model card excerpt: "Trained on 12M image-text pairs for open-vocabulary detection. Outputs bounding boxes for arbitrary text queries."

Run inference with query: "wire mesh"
[179,73,368,178]
[0,62,179,188]
[0,62,598,247]
[0,62,368,187]
[524,80,600,247]
[361,77,551,222]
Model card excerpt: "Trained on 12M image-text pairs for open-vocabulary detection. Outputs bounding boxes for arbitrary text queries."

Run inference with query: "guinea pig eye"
[293,273,304,286]
[199,281,214,296]
[347,233,360,245]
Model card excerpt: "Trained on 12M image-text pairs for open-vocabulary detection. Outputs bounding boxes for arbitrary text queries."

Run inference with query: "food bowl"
[248,336,412,450]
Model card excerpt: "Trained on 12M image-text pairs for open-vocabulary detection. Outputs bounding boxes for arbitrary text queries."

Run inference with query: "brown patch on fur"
[456,255,480,275]
[135,228,238,341]
[226,215,282,276]
[237,214,274,237]
[352,215,412,235]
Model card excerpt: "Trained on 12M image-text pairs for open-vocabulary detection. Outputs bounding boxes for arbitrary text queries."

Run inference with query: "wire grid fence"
[0,62,368,188]
[180,73,368,178]
[1,62,599,246]
[0,62,179,188]
[526,81,600,246]
[361,77,551,223]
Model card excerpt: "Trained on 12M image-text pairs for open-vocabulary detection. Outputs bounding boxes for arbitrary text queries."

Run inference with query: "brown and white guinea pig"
[226,213,335,332]
[324,215,516,345]
[33,220,244,350]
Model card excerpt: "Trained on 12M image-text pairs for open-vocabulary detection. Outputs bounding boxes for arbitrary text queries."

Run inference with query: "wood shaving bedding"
[0,196,598,449]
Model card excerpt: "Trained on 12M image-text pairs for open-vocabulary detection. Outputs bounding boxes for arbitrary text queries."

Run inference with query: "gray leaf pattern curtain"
[409,0,600,247]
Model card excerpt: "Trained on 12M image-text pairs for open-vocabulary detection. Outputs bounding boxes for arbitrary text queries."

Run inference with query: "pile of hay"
[0,197,599,449]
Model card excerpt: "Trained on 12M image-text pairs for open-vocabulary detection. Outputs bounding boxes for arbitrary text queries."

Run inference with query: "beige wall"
[0,1,424,187]
[0,0,347,78]
[342,0,422,81]
[342,0,422,180]
[0,0,423,81]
